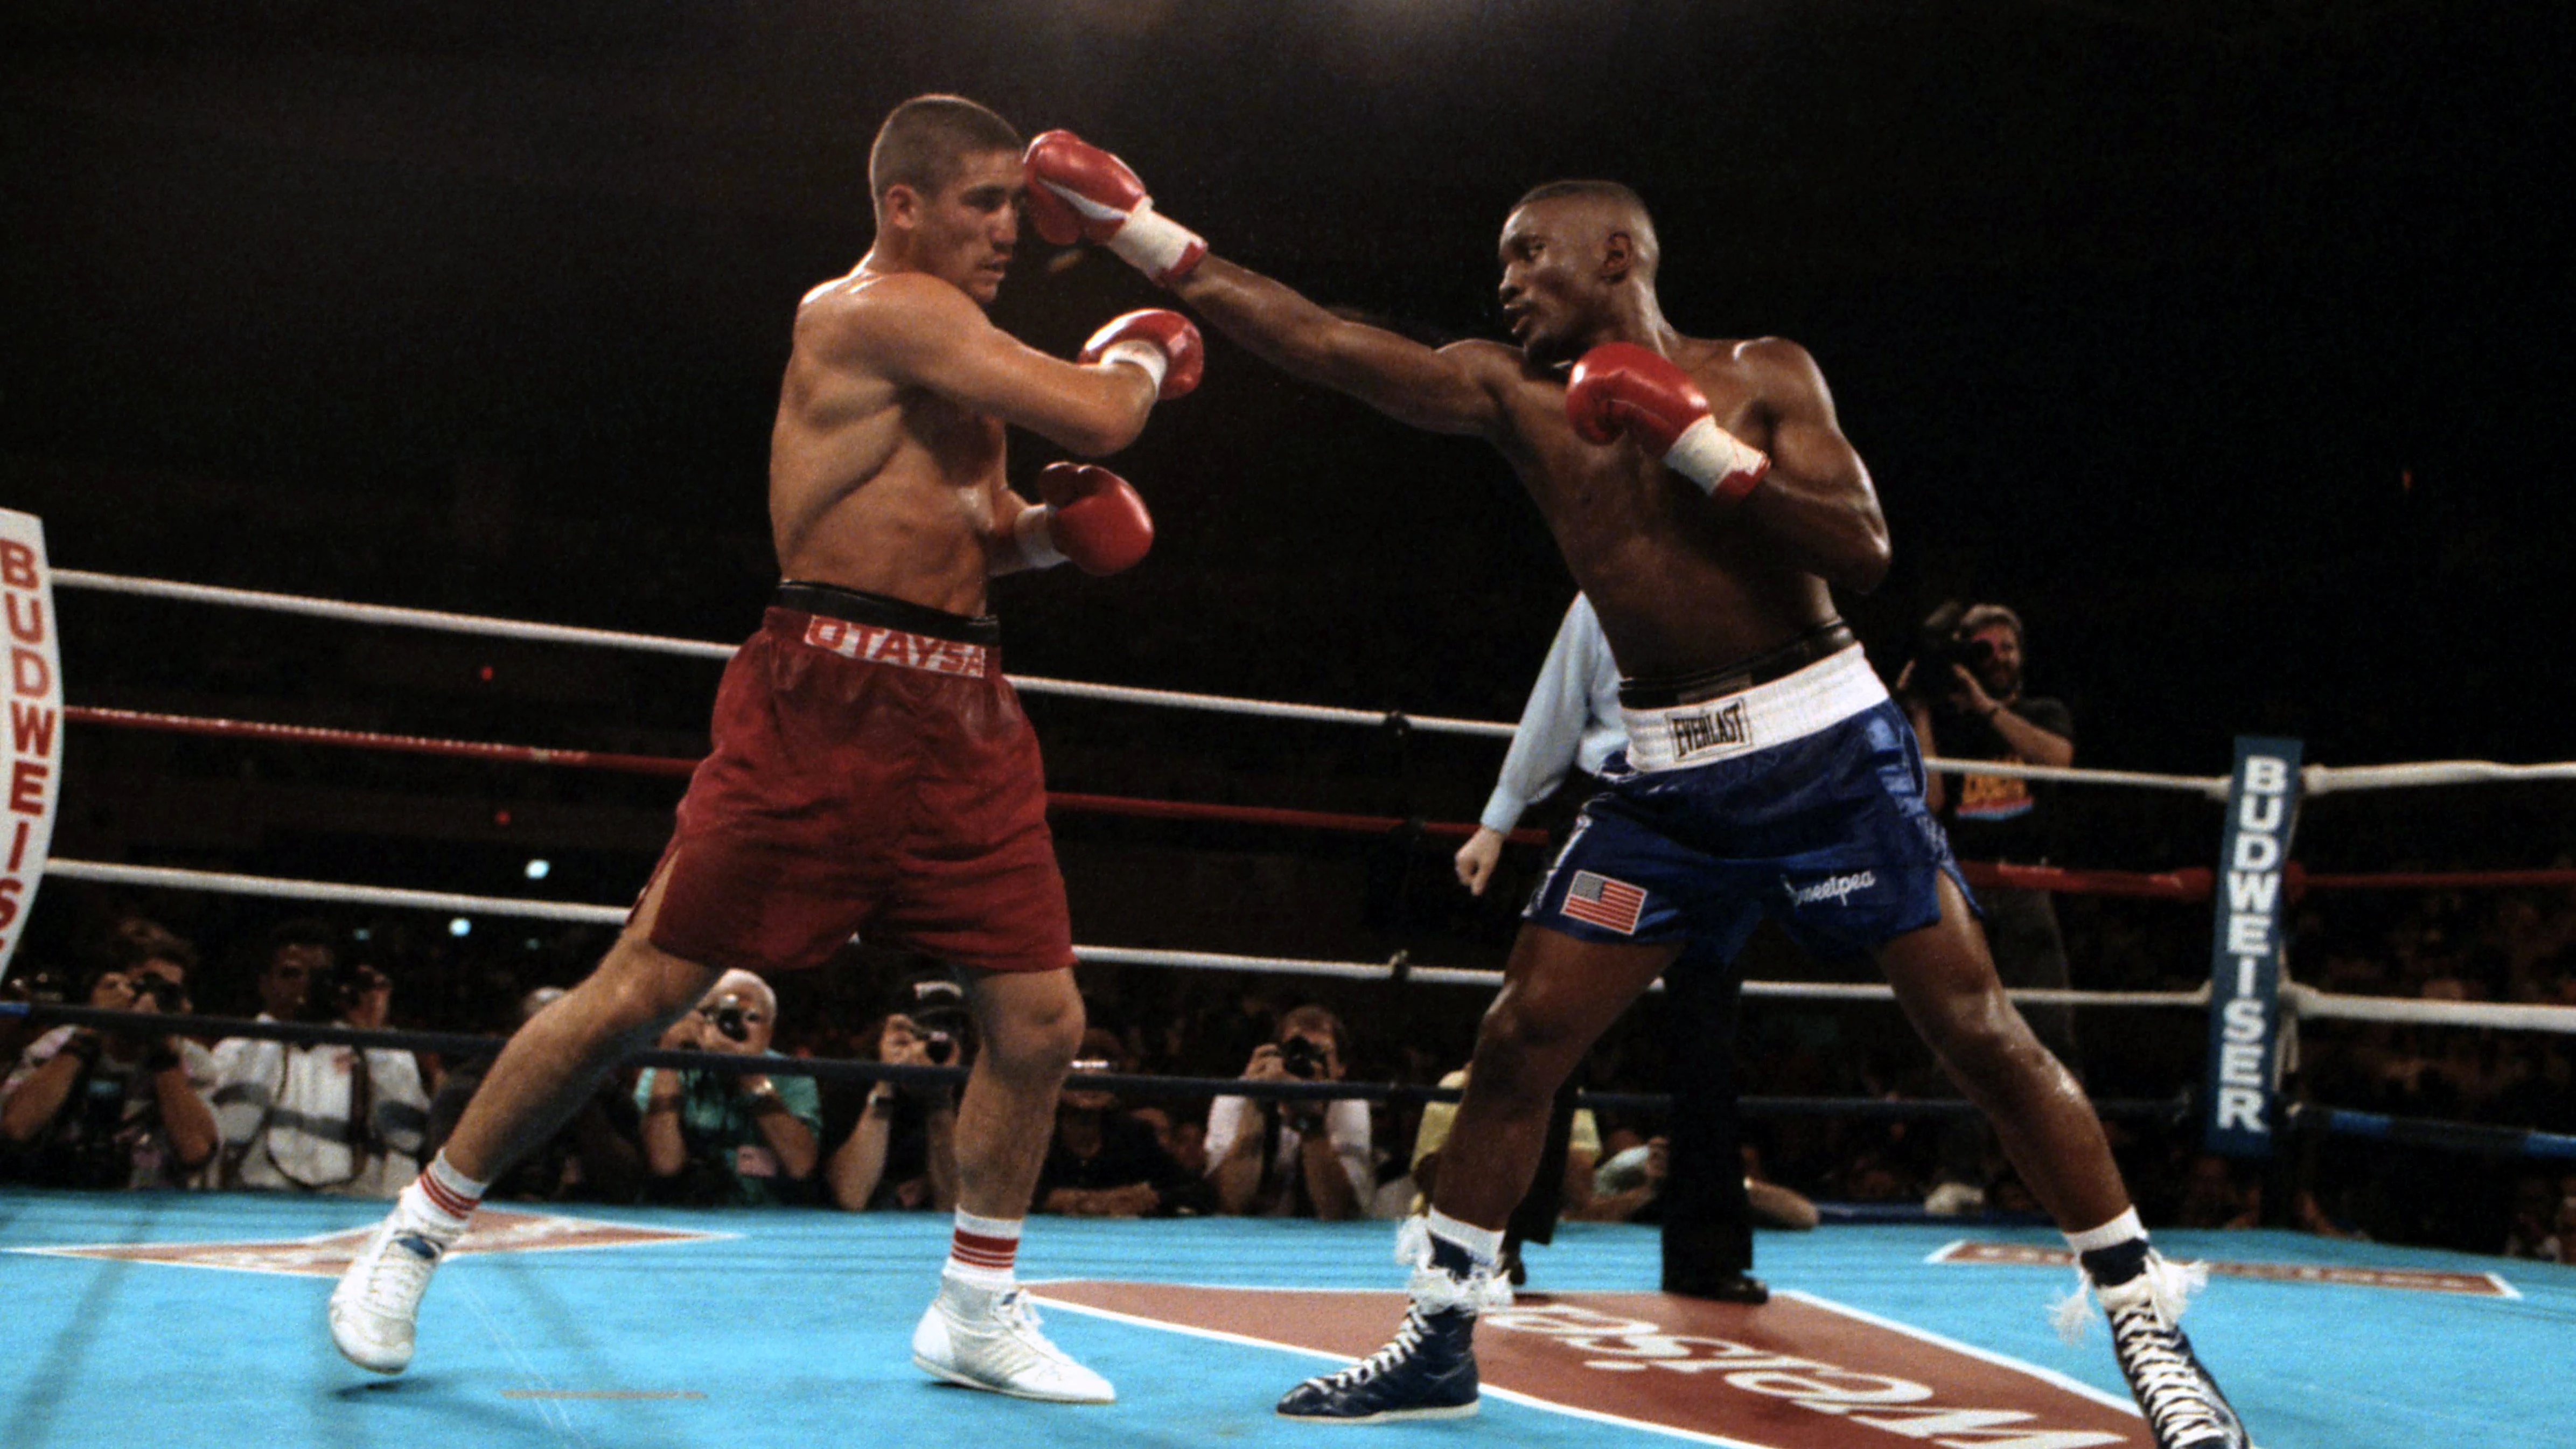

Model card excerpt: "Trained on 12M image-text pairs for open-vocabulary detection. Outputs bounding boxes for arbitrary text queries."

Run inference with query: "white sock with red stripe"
[395,1151,487,1241]
[944,1209,1022,1292]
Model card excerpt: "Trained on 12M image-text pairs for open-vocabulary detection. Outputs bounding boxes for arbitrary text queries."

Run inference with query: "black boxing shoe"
[2094,1256,2248,1449]
[1662,1267,1770,1305]
[1276,1299,1480,1423]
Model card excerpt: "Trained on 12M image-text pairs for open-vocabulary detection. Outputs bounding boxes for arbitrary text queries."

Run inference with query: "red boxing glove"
[1013,463,1155,576]
[1566,342,1770,505]
[1021,130,1207,286]
[1079,309,1204,401]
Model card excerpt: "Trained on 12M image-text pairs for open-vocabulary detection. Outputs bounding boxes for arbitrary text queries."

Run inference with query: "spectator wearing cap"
[636,970,823,1207]
[826,973,968,1212]
[1035,1028,1213,1218]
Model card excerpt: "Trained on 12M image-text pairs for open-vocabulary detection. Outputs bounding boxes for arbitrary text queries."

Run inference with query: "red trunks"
[643,590,1072,977]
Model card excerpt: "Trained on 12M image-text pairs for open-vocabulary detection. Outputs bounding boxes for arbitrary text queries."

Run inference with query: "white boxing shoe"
[911,1278,1114,1404]
[328,1216,451,1374]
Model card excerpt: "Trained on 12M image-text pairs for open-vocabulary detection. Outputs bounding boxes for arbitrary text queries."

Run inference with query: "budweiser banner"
[2203,735,2302,1158]
[1,511,63,986]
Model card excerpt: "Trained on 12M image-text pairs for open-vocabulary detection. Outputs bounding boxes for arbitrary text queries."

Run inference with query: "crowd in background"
[6,881,2572,1264]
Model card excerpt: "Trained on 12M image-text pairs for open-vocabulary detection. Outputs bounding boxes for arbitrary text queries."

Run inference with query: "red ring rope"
[66,706,2576,891]
[65,705,1547,845]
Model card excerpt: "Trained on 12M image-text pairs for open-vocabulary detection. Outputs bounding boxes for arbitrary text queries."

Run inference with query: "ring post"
[2203,735,2302,1159]
[1,511,65,986]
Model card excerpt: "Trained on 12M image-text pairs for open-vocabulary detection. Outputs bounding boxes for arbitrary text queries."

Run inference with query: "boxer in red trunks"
[327,95,1203,1405]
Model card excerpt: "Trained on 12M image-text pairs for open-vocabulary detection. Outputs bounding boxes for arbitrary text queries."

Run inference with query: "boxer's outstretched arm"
[809,273,1160,457]
[1737,338,1891,594]
[1176,257,1507,438]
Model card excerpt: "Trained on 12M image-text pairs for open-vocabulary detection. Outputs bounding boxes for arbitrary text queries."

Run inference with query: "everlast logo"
[1670,699,1750,760]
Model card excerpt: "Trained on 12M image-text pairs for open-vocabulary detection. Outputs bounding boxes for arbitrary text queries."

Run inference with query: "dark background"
[7,0,2571,765]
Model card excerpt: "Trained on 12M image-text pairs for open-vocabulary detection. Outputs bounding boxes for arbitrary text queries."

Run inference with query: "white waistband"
[1618,644,1888,772]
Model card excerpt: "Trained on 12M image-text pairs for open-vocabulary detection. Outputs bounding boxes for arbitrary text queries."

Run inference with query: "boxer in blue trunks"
[1027,136,2247,1449]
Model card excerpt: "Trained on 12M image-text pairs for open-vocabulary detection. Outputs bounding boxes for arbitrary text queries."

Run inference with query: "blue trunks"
[1525,645,1973,965]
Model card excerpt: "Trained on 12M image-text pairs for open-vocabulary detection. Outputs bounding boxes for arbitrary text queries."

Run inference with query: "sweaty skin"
[1172,188,2130,1238]
[434,147,1158,1206]
[1176,192,1889,680]
[770,148,1160,615]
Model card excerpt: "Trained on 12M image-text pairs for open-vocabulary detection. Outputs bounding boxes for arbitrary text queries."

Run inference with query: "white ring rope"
[45,859,631,925]
[53,568,1514,738]
[2282,984,2576,1033]
[2302,761,2576,794]
[1935,758,2231,798]
[57,567,2244,779]
[53,569,738,662]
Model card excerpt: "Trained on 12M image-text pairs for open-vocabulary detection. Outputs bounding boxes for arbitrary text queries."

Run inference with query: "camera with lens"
[900,974,971,1065]
[913,1006,967,1065]
[1278,1034,1328,1081]
[128,973,185,1013]
[708,992,752,1043]
[314,963,389,1023]
[1908,601,1996,698]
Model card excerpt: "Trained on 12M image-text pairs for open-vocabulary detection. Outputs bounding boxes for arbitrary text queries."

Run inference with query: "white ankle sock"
[1423,1209,1503,1268]
[399,1152,486,1238]
[945,1209,1022,1291]
[2063,1206,2147,1256]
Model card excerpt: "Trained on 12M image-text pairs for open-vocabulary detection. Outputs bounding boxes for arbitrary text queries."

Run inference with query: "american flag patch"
[1561,870,1647,935]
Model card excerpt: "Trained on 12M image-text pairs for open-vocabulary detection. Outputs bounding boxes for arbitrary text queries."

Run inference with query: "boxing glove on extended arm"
[1078,309,1204,401]
[1022,130,1207,287]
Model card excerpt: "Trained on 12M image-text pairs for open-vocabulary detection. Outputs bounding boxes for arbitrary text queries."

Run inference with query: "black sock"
[1428,1236,1480,1279]
[2081,1238,2152,1287]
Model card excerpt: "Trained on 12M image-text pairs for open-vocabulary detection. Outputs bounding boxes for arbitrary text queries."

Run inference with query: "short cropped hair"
[1280,1004,1351,1064]
[1511,179,1660,277]
[868,95,1022,210]
[262,917,338,967]
[102,916,197,976]
[1960,603,2026,645]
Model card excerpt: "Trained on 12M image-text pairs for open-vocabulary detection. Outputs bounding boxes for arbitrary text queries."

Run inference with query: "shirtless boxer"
[1024,136,2246,1446]
[326,96,1203,1405]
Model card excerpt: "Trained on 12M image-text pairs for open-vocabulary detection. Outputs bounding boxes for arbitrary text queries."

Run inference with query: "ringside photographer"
[209,921,431,1197]
[1204,1005,1371,1220]
[1,923,217,1190]
[1900,602,2081,1214]
[637,970,823,1207]
[825,972,967,1213]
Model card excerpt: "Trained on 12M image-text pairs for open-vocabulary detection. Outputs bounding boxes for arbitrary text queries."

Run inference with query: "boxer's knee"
[1923,995,2060,1104]
[581,937,720,1046]
[973,970,1086,1079]
[1470,995,1583,1110]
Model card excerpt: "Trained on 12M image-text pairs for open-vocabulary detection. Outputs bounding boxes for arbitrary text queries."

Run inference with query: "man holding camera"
[1901,604,2079,1213]
[1205,1005,1371,1220]
[636,970,823,1207]
[1,944,217,1189]
[211,921,430,1196]
[826,973,966,1213]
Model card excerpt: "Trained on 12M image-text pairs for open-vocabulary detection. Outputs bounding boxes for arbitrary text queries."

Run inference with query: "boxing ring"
[4,1194,2570,1449]
[7,525,2576,1449]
